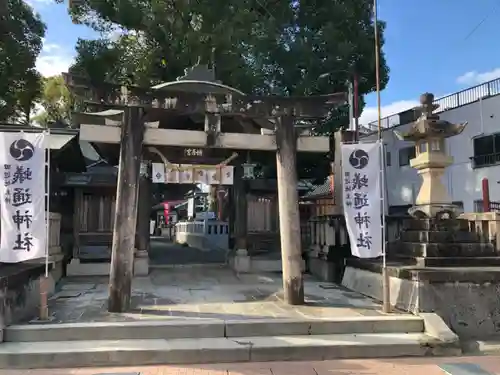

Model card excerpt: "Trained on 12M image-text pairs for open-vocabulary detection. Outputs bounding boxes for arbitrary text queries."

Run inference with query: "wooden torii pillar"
[239,96,346,305]
[109,105,145,312]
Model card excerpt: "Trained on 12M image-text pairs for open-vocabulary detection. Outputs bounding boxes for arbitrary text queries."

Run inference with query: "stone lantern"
[401,93,467,219]
[242,162,256,180]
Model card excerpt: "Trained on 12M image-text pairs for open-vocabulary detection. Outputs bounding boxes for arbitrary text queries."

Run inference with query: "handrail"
[366,76,500,130]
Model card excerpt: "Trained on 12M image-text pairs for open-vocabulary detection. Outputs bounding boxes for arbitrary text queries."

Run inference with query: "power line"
[431,0,500,89]
[461,0,500,43]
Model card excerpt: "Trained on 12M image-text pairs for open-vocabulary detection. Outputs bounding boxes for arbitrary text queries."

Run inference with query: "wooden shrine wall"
[246,193,280,254]
[78,190,116,233]
[74,187,116,260]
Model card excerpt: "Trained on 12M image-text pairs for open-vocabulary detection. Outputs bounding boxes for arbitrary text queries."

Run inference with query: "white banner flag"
[341,142,382,258]
[0,132,47,262]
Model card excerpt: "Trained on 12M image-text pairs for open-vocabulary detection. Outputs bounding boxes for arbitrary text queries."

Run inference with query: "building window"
[472,133,500,168]
[399,146,416,166]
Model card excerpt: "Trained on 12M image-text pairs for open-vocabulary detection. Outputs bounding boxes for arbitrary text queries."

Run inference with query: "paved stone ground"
[2,357,500,375]
[148,238,227,266]
[33,266,386,324]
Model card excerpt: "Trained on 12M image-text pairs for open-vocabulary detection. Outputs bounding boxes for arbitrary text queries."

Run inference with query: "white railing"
[366,77,500,131]
[175,220,229,250]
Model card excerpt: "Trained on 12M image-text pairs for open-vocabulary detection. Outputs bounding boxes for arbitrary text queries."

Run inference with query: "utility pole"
[275,116,304,305]
[108,105,145,313]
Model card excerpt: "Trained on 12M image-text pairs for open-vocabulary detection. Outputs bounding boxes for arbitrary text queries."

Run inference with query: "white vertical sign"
[151,163,165,183]
[187,198,195,218]
[0,132,47,262]
[341,142,382,258]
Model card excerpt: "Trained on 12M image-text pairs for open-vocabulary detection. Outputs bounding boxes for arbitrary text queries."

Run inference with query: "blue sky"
[28,0,500,124]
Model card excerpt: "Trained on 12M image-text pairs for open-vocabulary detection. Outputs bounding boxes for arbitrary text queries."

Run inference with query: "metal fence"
[366,77,500,131]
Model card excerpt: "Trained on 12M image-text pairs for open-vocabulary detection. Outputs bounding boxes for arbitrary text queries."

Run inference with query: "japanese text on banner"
[0,133,47,262]
[341,142,382,258]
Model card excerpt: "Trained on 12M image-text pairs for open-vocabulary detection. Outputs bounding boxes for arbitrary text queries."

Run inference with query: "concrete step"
[0,333,460,369]
[5,315,425,342]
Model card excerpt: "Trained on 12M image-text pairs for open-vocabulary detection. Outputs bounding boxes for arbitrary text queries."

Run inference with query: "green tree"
[33,75,75,127]
[69,38,122,84]
[14,69,43,125]
[0,0,46,121]
[62,0,389,181]
[63,0,388,116]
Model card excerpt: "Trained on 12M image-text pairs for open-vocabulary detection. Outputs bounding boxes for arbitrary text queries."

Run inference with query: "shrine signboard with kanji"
[0,132,47,262]
[183,148,204,157]
[341,142,382,258]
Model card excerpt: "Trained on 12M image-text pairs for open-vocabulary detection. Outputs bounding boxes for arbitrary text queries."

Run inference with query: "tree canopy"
[61,0,390,181]
[64,0,389,98]
[32,75,75,127]
[0,0,46,122]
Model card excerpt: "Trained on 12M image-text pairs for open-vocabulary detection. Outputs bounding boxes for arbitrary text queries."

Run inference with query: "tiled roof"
[302,177,332,199]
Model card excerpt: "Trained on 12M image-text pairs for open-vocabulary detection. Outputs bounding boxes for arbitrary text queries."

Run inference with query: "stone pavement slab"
[2,356,500,375]
[32,267,387,325]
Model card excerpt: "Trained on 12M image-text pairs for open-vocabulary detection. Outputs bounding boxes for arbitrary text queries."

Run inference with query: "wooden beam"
[64,73,346,119]
[108,106,145,313]
[80,124,330,152]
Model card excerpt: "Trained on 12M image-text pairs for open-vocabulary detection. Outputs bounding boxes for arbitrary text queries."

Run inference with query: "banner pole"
[379,141,390,313]
[373,0,391,313]
[40,129,50,321]
[45,129,51,278]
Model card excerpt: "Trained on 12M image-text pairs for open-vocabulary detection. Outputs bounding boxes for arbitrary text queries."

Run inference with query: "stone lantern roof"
[401,93,468,141]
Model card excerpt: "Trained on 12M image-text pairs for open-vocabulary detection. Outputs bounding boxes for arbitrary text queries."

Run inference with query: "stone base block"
[308,258,340,283]
[229,252,305,274]
[134,256,149,276]
[232,250,251,273]
[67,258,149,277]
[341,261,500,339]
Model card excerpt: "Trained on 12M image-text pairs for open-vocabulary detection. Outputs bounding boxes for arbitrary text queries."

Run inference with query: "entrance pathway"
[148,237,227,266]
[1,357,500,374]
[39,267,386,324]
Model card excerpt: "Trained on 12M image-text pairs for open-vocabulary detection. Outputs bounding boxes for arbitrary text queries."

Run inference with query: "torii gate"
[64,72,346,312]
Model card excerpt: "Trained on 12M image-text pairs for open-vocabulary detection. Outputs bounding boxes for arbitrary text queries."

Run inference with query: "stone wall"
[0,264,46,341]
[418,279,500,339]
[342,263,500,339]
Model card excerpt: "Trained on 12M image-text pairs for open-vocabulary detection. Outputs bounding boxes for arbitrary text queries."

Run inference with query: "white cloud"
[359,100,420,127]
[41,39,61,53]
[456,68,500,86]
[36,41,75,77]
